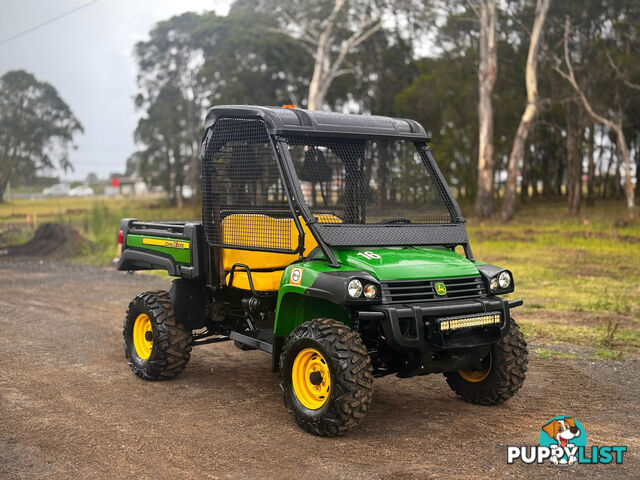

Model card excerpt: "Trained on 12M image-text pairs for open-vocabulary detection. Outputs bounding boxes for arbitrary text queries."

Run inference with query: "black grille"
[381,277,486,304]
[202,118,297,253]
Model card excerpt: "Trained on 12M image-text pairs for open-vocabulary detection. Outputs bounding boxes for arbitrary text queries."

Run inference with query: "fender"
[273,261,362,337]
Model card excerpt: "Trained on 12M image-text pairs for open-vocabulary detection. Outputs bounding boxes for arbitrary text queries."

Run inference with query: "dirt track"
[0,258,638,479]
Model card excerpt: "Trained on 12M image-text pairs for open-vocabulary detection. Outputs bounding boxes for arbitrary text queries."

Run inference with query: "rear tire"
[123,290,192,380]
[281,318,374,436]
[444,320,528,405]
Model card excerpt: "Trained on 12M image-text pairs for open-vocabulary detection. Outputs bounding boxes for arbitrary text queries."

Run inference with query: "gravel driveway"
[0,258,637,479]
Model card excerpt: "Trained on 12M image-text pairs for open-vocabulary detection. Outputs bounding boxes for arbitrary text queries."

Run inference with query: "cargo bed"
[116,218,205,279]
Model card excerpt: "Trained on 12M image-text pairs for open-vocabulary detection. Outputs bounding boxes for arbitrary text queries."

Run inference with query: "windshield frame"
[274,134,473,258]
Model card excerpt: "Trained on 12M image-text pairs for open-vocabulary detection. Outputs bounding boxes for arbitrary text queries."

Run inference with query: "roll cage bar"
[201,106,475,269]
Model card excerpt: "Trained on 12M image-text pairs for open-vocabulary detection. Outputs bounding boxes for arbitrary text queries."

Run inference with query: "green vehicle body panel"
[273,246,480,337]
[125,234,191,264]
[122,235,483,337]
[273,261,356,336]
[329,247,479,280]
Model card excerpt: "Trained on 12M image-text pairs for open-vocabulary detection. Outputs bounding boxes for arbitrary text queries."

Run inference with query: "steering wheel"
[377,218,412,225]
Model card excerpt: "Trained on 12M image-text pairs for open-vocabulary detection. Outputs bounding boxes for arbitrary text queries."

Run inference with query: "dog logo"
[434,281,447,296]
[508,417,627,465]
[290,268,303,286]
[540,417,586,465]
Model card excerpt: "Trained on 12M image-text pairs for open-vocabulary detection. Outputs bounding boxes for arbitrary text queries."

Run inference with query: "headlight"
[363,284,377,299]
[347,279,363,298]
[498,271,511,289]
[490,277,499,292]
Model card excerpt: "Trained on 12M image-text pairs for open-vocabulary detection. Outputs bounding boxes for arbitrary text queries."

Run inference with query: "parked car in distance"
[68,185,95,197]
[42,183,70,197]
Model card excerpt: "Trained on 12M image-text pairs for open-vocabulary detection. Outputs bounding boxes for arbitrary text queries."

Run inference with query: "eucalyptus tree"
[0,70,83,201]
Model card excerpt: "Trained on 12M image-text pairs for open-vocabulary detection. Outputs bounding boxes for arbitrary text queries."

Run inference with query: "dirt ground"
[0,258,638,479]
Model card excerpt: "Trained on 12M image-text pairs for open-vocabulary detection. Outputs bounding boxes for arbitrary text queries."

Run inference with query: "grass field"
[1,195,638,358]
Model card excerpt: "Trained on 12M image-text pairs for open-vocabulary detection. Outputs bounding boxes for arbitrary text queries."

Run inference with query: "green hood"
[331,247,479,281]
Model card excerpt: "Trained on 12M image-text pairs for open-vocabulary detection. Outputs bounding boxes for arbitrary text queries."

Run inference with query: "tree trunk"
[635,145,640,200]
[475,0,498,219]
[304,0,380,110]
[556,17,634,217]
[520,152,529,203]
[586,123,595,206]
[529,150,539,198]
[500,0,550,220]
[541,155,551,197]
[0,172,9,203]
[176,185,184,209]
[613,149,622,198]
[602,147,613,199]
[307,47,327,110]
[615,129,635,216]
[565,108,582,215]
[555,153,563,197]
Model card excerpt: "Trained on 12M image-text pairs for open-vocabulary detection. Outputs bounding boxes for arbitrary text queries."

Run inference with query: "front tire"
[123,290,192,380]
[281,318,374,436]
[444,320,528,405]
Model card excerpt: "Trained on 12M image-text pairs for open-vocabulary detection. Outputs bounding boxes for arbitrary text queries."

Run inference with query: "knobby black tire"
[123,290,192,381]
[444,320,528,405]
[280,318,374,437]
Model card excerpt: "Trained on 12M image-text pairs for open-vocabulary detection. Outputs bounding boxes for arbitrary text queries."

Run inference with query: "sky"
[0,0,232,181]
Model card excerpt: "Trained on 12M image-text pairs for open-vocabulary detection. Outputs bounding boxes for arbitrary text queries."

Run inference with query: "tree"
[134,9,313,206]
[134,12,209,206]
[85,172,99,185]
[134,85,187,206]
[395,55,479,199]
[197,7,312,106]
[501,0,551,220]
[555,16,636,217]
[0,70,82,201]
[306,0,382,110]
[475,0,498,218]
[252,0,385,110]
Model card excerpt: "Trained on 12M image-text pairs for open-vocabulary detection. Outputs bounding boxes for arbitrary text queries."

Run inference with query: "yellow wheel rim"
[458,352,492,383]
[291,348,331,410]
[133,313,153,360]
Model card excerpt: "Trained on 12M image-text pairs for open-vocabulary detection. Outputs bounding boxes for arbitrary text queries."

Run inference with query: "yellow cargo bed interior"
[221,214,341,291]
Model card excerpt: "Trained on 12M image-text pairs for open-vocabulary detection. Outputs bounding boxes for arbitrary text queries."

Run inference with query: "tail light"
[117,230,124,256]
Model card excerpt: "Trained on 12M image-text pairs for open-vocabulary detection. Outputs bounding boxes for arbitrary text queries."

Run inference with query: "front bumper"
[357,296,522,376]
[374,296,518,352]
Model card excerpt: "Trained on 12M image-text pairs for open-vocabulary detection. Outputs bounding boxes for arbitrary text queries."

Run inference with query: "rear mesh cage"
[202,118,297,253]
[284,136,455,224]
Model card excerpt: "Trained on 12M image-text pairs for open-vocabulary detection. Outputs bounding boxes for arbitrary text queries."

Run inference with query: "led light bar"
[439,313,501,332]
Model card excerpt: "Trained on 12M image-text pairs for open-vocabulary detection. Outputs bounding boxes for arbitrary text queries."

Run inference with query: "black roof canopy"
[204,105,429,140]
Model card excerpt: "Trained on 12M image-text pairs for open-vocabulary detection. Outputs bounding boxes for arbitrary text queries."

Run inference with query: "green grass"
[533,348,580,360]
[0,196,199,265]
[520,319,640,352]
[1,197,638,355]
[592,348,625,360]
[466,204,640,323]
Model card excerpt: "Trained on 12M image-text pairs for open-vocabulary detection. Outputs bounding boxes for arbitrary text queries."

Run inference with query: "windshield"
[283,136,456,225]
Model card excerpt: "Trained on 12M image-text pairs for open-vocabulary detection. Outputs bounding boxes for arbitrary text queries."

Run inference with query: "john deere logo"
[434,281,447,296]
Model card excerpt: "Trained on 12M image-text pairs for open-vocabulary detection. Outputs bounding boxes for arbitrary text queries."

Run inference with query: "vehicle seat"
[221,214,341,291]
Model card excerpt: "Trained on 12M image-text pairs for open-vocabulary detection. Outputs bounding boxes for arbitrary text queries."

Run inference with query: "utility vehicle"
[117,105,528,436]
